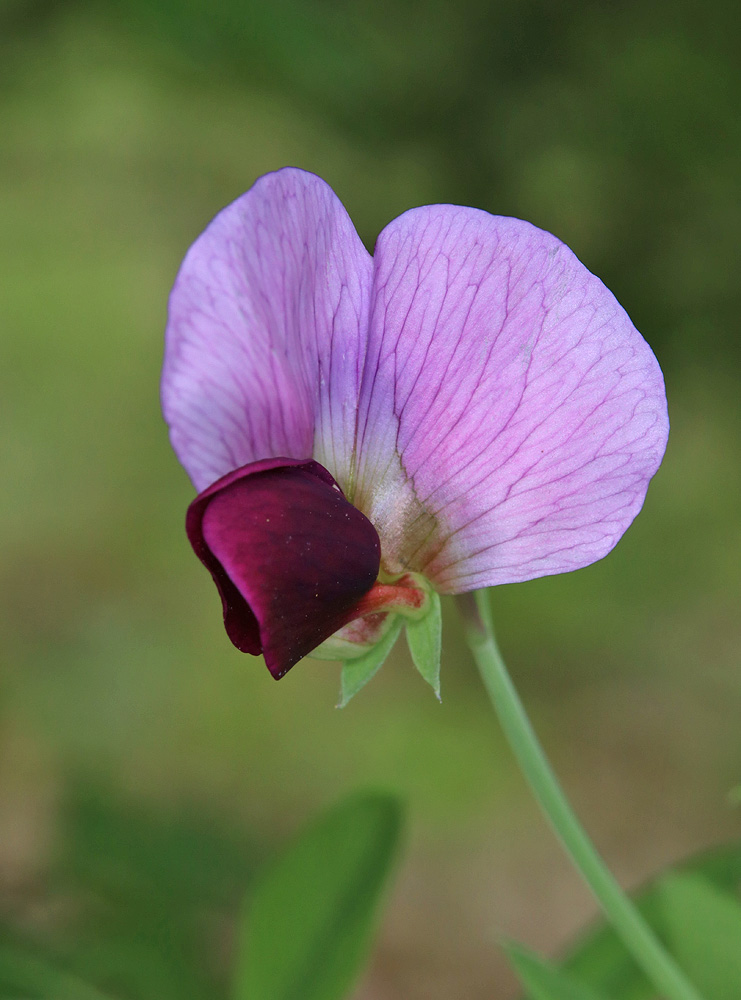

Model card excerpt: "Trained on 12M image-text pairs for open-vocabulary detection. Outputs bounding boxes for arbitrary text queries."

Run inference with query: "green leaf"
[505,943,613,1000]
[656,873,741,998]
[338,616,403,706]
[405,590,442,699]
[0,944,116,1000]
[232,792,403,1000]
[562,840,741,1000]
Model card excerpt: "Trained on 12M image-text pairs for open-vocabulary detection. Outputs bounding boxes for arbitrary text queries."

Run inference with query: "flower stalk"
[458,590,705,1000]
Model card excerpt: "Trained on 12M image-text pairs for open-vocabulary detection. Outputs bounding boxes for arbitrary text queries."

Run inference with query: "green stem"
[458,590,704,1000]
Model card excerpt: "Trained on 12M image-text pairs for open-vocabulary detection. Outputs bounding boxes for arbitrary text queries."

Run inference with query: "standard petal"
[186,458,381,678]
[162,168,373,492]
[353,206,669,591]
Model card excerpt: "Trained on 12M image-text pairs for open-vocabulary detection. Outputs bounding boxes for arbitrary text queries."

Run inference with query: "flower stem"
[457,590,704,1000]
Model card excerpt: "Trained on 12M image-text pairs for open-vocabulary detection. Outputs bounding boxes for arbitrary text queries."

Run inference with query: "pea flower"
[162,168,668,683]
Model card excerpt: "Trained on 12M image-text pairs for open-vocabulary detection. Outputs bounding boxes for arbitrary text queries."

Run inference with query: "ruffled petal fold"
[162,168,373,492]
[354,206,669,591]
[186,458,381,678]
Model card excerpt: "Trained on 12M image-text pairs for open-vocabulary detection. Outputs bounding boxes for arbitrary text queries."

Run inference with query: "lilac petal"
[354,206,669,591]
[163,168,373,493]
[186,458,381,678]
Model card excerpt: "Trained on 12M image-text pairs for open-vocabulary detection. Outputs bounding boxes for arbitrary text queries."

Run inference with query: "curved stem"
[458,590,704,1000]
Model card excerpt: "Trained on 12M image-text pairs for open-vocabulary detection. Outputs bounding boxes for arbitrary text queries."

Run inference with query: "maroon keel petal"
[186,458,381,678]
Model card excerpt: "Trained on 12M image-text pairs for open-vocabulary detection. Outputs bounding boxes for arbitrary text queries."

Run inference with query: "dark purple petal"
[353,205,668,590]
[163,168,372,493]
[186,458,381,678]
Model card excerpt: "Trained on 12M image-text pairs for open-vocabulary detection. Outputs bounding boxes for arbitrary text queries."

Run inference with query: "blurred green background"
[1,0,740,996]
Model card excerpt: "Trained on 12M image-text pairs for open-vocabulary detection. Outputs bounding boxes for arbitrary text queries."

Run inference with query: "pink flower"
[162,168,668,679]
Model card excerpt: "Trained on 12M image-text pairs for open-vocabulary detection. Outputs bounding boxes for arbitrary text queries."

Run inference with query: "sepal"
[338,617,405,707]
[405,589,442,700]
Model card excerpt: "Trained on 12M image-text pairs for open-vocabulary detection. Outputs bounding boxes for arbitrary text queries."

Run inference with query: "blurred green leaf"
[339,617,404,706]
[62,785,258,910]
[405,590,442,699]
[232,792,403,1000]
[506,943,612,1000]
[656,873,741,998]
[47,786,261,1000]
[563,841,741,999]
[0,943,116,1000]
